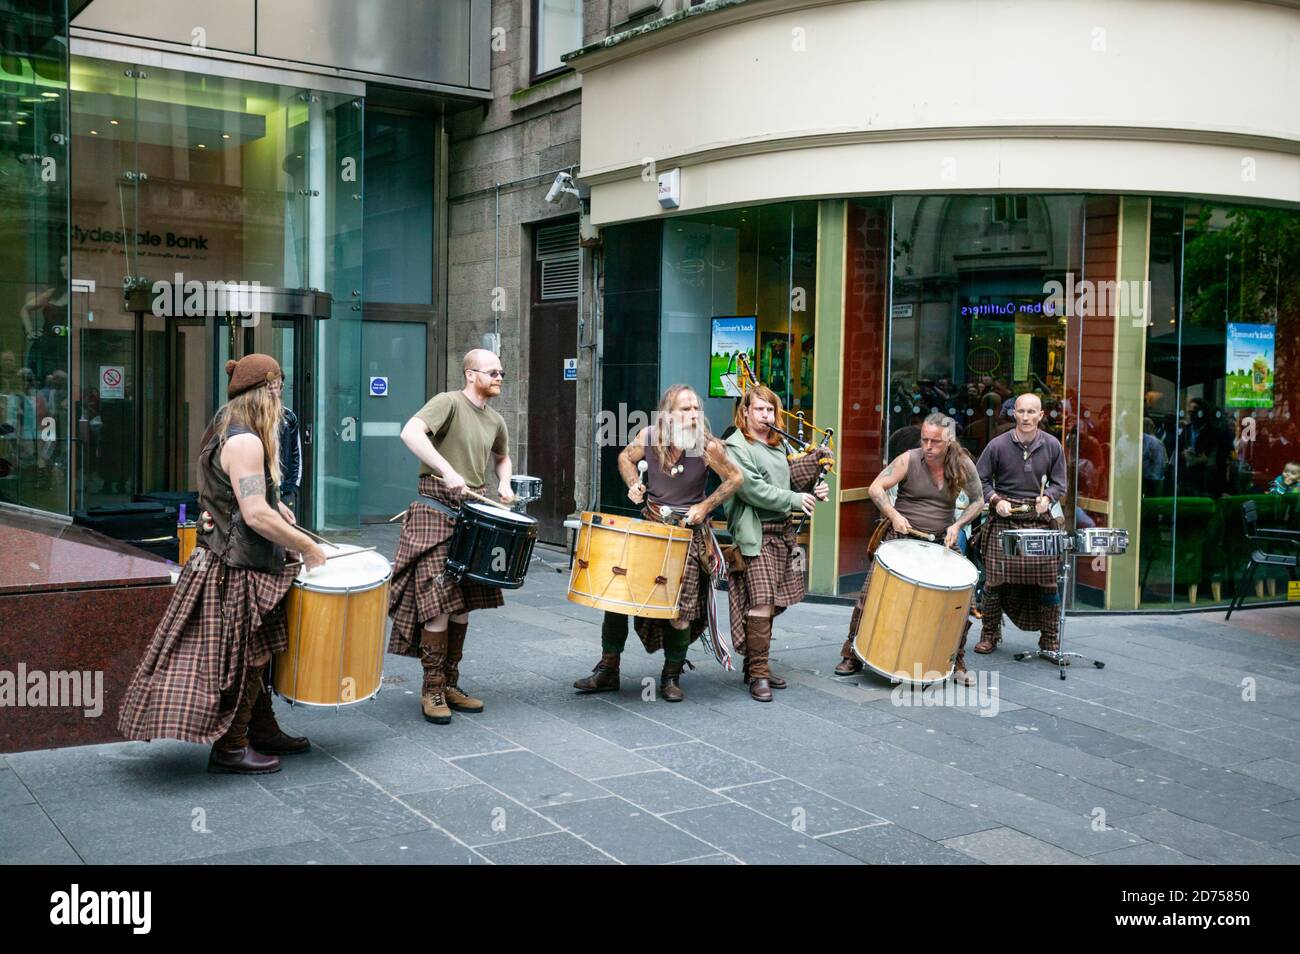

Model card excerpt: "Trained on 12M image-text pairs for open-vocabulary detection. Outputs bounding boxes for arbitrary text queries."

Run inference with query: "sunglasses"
[471,369,505,379]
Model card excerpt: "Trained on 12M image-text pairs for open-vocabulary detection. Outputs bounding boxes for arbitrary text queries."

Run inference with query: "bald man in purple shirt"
[972,393,1068,655]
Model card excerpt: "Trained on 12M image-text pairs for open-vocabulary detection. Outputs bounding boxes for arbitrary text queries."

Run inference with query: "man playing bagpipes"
[722,386,833,702]
[834,413,984,686]
[573,384,743,701]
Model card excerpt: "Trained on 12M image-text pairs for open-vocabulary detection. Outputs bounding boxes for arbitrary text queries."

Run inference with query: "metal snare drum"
[1075,527,1128,556]
[510,475,542,509]
[1001,528,1071,557]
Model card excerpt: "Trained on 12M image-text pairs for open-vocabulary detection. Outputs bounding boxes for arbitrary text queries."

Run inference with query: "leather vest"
[197,420,285,571]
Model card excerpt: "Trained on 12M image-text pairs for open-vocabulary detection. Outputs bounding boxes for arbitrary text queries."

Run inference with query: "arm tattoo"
[238,474,267,499]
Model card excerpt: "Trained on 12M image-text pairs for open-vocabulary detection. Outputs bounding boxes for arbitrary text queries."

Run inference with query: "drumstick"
[295,524,338,547]
[906,528,937,542]
[286,545,378,568]
[388,509,407,523]
[432,476,511,511]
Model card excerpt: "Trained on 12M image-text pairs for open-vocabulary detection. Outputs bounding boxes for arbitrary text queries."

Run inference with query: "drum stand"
[1012,543,1106,681]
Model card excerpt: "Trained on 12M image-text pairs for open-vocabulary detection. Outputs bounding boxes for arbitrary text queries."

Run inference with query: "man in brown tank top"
[573,385,742,701]
[835,413,984,685]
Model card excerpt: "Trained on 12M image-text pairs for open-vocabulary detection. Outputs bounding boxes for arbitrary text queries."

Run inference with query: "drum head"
[465,501,537,525]
[875,539,979,589]
[297,544,393,591]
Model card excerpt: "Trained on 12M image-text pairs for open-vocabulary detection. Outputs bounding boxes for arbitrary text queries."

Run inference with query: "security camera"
[545,171,581,203]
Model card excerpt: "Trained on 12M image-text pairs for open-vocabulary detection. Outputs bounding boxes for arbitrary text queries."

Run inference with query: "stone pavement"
[3,523,1300,865]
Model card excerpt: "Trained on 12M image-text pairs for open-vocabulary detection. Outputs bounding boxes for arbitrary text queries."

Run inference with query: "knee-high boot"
[209,665,281,774]
[744,615,774,702]
[420,626,452,724]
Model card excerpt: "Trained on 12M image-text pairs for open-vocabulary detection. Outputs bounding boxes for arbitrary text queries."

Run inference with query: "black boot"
[209,666,281,774]
[248,668,310,755]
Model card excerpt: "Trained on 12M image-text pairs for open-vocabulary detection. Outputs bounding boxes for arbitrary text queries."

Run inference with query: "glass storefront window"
[0,1,70,514]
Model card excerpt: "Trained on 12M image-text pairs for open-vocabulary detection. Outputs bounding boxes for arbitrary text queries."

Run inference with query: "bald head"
[463,349,498,373]
[1012,392,1044,436]
[461,348,503,402]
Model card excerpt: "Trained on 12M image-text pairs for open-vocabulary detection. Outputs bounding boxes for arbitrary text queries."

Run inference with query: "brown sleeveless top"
[197,419,284,571]
[895,447,967,535]
[641,428,709,508]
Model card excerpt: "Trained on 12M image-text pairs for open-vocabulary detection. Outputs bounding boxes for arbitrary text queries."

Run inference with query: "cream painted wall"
[575,0,1300,222]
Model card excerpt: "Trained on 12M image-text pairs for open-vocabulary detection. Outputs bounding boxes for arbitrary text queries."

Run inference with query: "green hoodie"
[723,429,803,556]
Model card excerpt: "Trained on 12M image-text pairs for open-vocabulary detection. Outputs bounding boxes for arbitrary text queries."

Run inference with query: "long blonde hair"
[217,386,282,487]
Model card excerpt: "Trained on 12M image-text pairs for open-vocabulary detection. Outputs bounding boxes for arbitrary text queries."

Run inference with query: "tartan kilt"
[632,517,710,653]
[973,507,1062,588]
[727,518,804,650]
[387,476,504,658]
[971,505,1060,632]
[116,547,297,744]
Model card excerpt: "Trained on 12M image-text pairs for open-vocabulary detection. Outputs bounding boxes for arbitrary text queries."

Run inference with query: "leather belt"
[410,493,461,521]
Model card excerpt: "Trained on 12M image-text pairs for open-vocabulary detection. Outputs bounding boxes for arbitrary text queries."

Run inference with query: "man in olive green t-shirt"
[388,349,516,726]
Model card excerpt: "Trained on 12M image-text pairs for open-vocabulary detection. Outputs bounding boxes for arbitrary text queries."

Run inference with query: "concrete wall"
[572,0,1300,223]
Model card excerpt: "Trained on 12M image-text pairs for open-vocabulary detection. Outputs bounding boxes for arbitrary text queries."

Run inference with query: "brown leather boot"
[951,653,976,686]
[660,658,688,702]
[743,654,786,689]
[834,636,862,676]
[745,616,774,702]
[1038,634,1061,654]
[209,666,281,774]
[420,626,452,724]
[248,669,310,755]
[574,652,621,693]
[444,619,484,713]
[973,628,1002,654]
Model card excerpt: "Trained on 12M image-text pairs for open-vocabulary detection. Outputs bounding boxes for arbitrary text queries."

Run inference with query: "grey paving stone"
[5,739,211,797]
[864,719,1024,775]
[941,827,1090,865]
[399,783,559,846]
[1101,749,1298,804]
[537,796,718,864]
[317,735,478,796]
[666,803,861,865]
[770,686,903,731]
[475,831,619,865]
[492,720,659,780]
[0,803,82,864]
[1087,771,1300,843]
[988,732,1136,778]
[830,783,999,841]
[1194,724,1300,763]
[821,823,984,864]
[341,829,483,865]
[1091,842,1204,865]
[275,708,399,749]
[592,770,728,814]
[995,713,1153,759]
[272,777,432,844]
[39,780,326,864]
[639,741,778,790]
[1118,810,1299,864]
[181,839,356,865]
[253,746,357,791]
[0,767,35,808]
[450,749,610,808]
[1112,724,1263,768]
[722,778,885,836]
[972,761,1154,821]
[670,853,741,864]
[401,716,522,760]
[533,697,696,749]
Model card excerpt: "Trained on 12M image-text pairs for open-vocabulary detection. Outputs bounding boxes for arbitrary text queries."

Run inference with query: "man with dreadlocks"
[835,412,984,685]
[573,384,742,702]
[118,354,327,775]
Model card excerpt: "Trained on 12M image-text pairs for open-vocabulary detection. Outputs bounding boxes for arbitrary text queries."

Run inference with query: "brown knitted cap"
[225,353,282,399]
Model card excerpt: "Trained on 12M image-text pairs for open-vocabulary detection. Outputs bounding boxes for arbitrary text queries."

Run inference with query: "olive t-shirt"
[414,390,509,486]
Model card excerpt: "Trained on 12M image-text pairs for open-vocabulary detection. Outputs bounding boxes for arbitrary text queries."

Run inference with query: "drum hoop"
[875,541,979,590]
[583,522,693,543]
[294,573,392,595]
[856,654,953,687]
[276,686,383,709]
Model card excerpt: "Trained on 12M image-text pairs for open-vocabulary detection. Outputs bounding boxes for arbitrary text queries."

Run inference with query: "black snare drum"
[445,501,539,588]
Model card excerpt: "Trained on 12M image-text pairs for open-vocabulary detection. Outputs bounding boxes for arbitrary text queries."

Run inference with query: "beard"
[667,418,704,455]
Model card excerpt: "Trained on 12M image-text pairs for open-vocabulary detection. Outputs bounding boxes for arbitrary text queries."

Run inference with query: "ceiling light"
[197,143,206,149]
[110,119,119,125]
[41,91,60,98]
[89,129,98,135]
[221,133,230,139]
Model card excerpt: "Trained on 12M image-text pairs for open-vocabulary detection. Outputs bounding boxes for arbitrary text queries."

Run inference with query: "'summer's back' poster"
[1225,323,1275,408]
[710,316,757,397]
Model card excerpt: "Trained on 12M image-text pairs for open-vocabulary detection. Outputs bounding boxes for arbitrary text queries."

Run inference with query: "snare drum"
[1001,528,1071,557]
[274,545,393,707]
[567,511,693,619]
[510,475,542,505]
[445,501,539,588]
[853,540,978,685]
[1075,527,1129,556]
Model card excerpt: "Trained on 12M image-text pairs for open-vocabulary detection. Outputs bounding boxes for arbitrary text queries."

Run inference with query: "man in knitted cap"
[118,354,326,774]
[389,349,516,725]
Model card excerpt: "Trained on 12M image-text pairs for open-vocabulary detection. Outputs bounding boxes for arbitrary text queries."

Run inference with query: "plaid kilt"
[632,515,710,653]
[789,446,834,491]
[727,518,804,650]
[116,547,297,744]
[971,504,1060,632]
[387,476,504,658]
